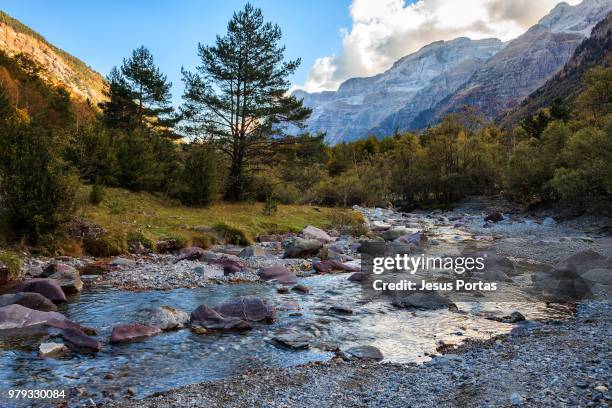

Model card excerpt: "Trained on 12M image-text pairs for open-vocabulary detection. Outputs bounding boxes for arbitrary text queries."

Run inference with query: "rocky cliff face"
[293,0,611,143]
[500,12,612,128]
[0,11,107,105]
[411,0,612,129]
[294,38,503,144]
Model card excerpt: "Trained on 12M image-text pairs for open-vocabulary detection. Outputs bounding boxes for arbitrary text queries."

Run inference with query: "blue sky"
[1,0,351,105]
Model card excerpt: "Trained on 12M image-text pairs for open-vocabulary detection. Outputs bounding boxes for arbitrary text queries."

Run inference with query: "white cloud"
[300,0,581,92]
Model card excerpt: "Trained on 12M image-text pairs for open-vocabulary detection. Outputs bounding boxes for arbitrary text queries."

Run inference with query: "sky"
[1,0,579,103]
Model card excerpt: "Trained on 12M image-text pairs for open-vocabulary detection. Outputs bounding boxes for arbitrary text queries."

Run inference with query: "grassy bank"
[77,187,347,254]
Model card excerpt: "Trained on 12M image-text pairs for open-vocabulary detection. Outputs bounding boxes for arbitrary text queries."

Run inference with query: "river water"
[0,269,565,405]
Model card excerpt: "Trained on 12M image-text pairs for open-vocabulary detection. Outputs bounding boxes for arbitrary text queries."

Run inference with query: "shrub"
[327,210,368,237]
[214,222,253,245]
[176,144,221,206]
[126,230,154,252]
[0,250,22,281]
[89,184,104,205]
[84,232,128,256]
[190,233,216,249]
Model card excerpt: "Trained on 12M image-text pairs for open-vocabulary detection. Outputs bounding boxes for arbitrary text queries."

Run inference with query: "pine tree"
[100,47,177,136]
[181,3,311,200]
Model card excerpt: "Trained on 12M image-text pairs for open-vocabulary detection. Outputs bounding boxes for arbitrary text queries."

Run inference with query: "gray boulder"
[345,345,384,361]
[392,291,455,310]
[239,245,267,258]
[214,296,276,322]
[190,304,252,331]
[0,292,57,312]
[283,238,323,258]
[258,265,298,284]
[300,225,332,243]
[14,279,67,303]
[0,304,66,329]
[146,306,189,331]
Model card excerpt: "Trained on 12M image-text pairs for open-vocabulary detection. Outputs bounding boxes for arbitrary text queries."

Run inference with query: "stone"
[14,279,67,303]
[238,245,267,258]
[277,286,289,294]
[391,291,455,310]
[272,327,311,350]
[383,228,413,242]
[109,323,161,344]
[509,392,524,406]
[39,342,68,358]
[396,232,428,247]
[348,272,368,282]
[0,304,66,330]
[214,296,276,322]
[291,284,310,294]
[502,311,526,323]
[175,247,206,263]
[190,304,252,331]
[283,238,323,258]
[313,260,360,274]
[109,257,136,267]
[26,265,44,277]
[345,345,384,361]
[371,221,392,231]
[300,225,332,243]
[484,212,504,222]
[41,263,76,277]
[46,268,83,294]
[258,265,298,284]
[48,326,101,352]
[0,292,57,312]
[542,217,557,226]
[155,239,182,253]
[146,306,190,331]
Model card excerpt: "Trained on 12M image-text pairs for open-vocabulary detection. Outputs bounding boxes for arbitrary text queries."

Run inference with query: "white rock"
[39,342,68,358]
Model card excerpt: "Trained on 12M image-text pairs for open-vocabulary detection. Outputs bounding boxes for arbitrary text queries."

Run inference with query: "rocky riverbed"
[0,197,610,407]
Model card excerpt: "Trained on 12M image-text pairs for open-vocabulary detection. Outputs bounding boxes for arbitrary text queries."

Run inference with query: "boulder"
[155,239,182,253]
[542,217,557,227]
[283,238,323,258]
[214,296,276,322]
[108,257,136,267]
[383,228,413,242]
[345,345,384,361]
[313,260,360,274]
[190,305,252,331]
[484,212,504,222]
[0,304,66,329]
[391,291,455,310]
[238,245,267,258]
[258,265,298,284]
[39,342,68,358]
[348,272,368,283]
[146,306,189,331]
[0,261,10,285]
[45,318,97,336]
[175,247,206,263]
[109,323,161,344]
[41,263,75,277]
[46,268,82,294]
[14,279,67,303]
[0,292,57,312]
[371,221,391,231]
[206,255,246,276]
[330,305,353,314]
[80,261,112,275]
[396,232,428,247]
[300,225,332,243]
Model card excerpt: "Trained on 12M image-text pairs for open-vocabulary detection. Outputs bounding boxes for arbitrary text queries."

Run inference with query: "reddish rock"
[14,279,67,303]
[484,212,504,223]
[214,296,276,322]
[80,262,112,275]
[46,318,97,336]
[0,304,66,329]
[314,260,360,274]
[156,239,182,253]
[174,247,206,263]
[190,305,252,331]
[109,323,161,344]
[258,265,298,284]
[41,263,76,277]
[348,272,368,282]
[291,284,310,294]
[47,325,101,352]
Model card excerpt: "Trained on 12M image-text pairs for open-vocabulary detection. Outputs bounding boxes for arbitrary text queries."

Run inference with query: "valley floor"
[107,300,611,408]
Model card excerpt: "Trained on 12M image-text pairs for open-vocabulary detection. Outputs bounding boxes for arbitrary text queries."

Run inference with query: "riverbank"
[107,300,611,408]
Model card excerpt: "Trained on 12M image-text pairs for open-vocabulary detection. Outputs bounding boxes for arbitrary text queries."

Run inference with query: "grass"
[0,249,22,280]
[78,187,346,250]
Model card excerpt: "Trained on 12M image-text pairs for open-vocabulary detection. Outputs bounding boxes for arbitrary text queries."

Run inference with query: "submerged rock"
[291,284,310,294]
[391,291,455,310]
[0,292,57,312]
[348,272,368,282]
[272,327,311,350]
[14,279,67,303]
[484,212,504,223]
[110,323,161,344]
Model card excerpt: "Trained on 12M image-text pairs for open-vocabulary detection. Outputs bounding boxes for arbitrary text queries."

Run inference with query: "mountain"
[0,11,106,105]
[293,37,503,144]
[411,0,611,129]
[500,12,612,128]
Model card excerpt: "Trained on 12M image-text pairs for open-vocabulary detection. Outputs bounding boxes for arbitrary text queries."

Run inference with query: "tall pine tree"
[181,3,310,200]
[100,46,177,137]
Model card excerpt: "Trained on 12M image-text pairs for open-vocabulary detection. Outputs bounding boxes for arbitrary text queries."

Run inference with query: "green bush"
[0,250,22,280]
[190,233,216,249]
[89,184,104,205]
[84,232,128,256]
[176,144,221,206]
[327,210,368,237]
[213,222,253,245]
